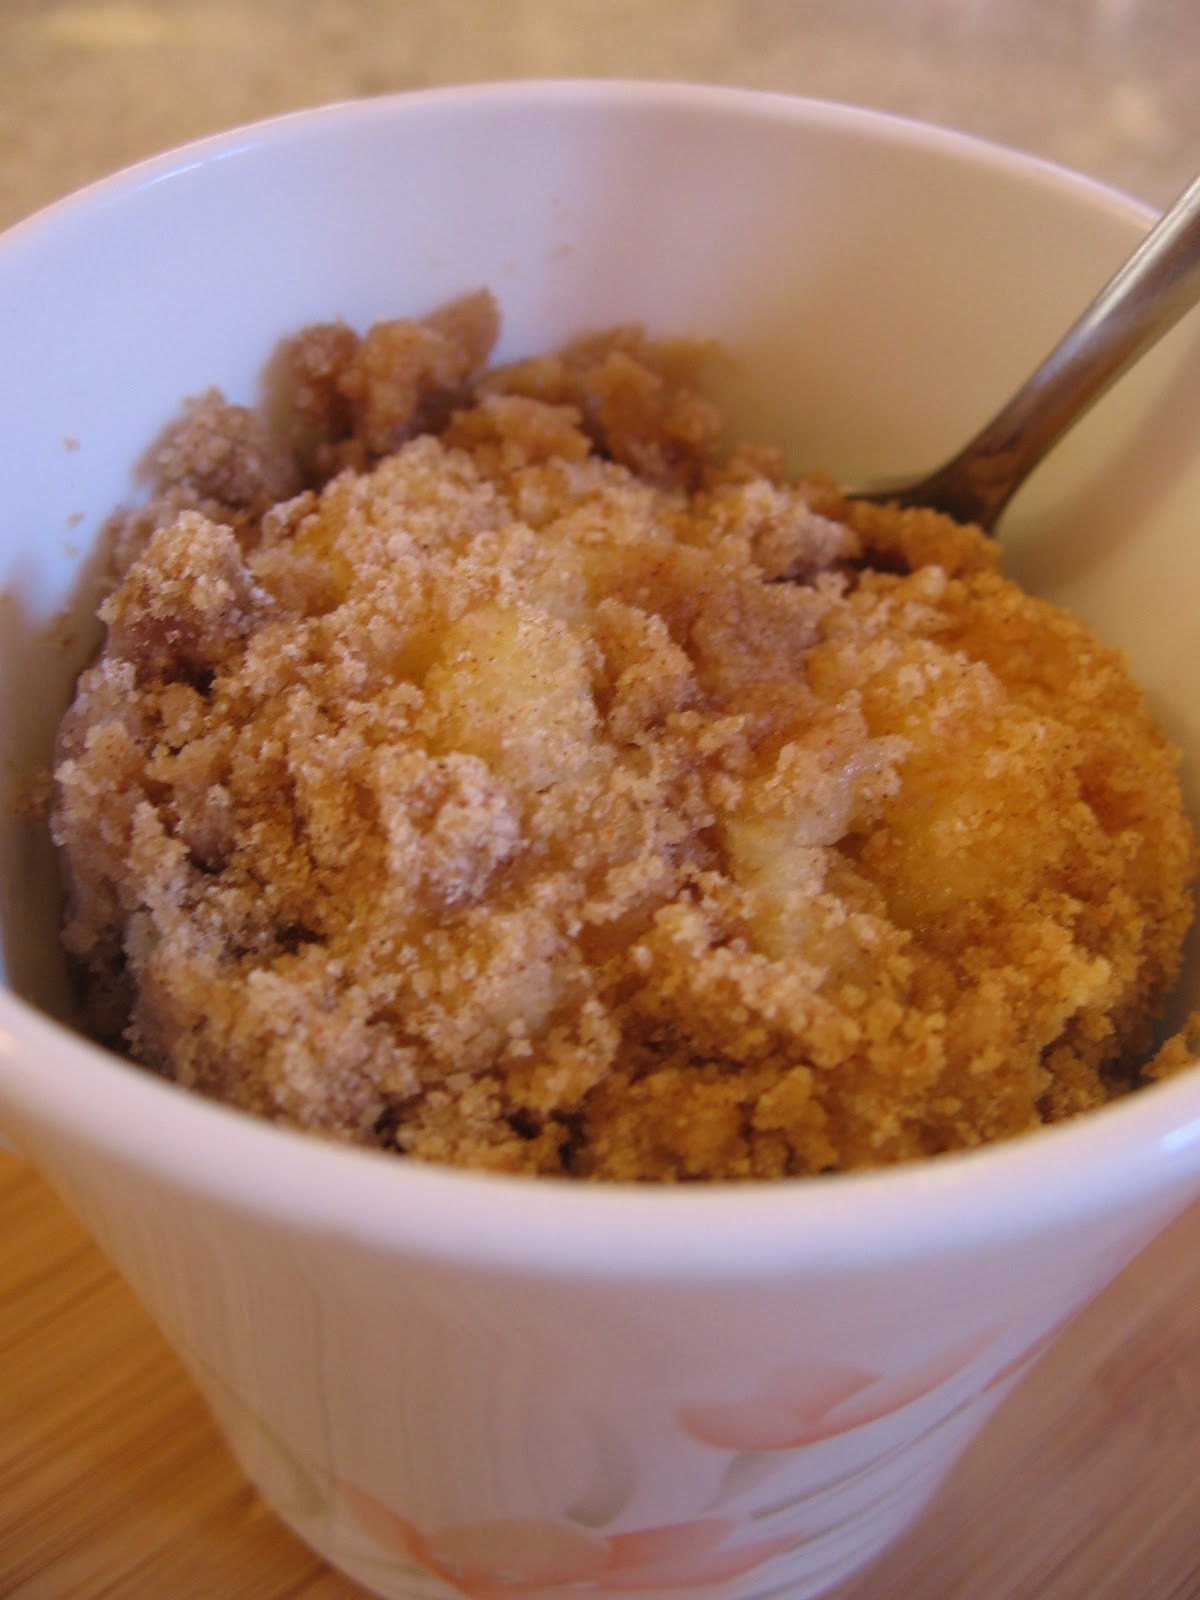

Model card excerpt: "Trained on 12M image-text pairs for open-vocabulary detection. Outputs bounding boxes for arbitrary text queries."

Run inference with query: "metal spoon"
[854,167,1200,533]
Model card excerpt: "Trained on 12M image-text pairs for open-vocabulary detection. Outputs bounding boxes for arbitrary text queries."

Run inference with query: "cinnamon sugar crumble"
[50,290,1198,1180]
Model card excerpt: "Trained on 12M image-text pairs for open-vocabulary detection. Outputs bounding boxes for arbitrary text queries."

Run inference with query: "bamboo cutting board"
[4,1149,1200,1600]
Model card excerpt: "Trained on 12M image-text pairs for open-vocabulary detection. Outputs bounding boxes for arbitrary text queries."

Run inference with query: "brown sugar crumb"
[283,287,501,480]
[50,291,1198,1180]
[1144,1011,1200,1083]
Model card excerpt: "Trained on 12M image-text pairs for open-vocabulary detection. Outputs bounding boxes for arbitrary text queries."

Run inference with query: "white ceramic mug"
[3,84,1200,1600]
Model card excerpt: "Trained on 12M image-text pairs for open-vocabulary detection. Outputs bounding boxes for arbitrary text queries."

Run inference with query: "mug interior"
[2,82,1199,1270]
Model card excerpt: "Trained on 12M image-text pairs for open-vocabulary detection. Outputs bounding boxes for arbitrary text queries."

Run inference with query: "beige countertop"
[2,0,1199,234]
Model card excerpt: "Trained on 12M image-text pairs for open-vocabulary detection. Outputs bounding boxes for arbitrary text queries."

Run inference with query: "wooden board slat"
[4,1149,1200,1600]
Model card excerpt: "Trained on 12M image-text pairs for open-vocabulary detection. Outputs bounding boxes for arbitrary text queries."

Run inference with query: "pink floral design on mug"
[333,1483,797,1599]
[679,1330,1000,1452]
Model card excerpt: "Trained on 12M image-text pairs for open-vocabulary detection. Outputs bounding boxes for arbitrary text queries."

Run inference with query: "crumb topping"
[51,291,1198,1180]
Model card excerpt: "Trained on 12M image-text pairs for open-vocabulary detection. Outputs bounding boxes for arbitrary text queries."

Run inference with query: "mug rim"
[1,79,1196,1282]
[3,983,1200,1280]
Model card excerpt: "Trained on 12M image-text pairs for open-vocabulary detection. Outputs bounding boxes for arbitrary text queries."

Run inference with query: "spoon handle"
[896,168,1200,531]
